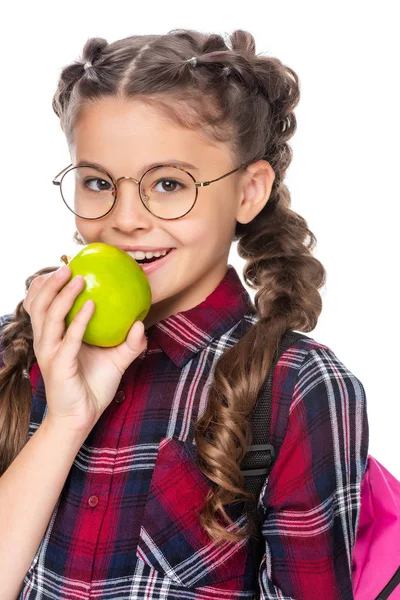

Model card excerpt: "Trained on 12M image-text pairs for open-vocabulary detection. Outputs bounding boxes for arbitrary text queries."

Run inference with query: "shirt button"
[88,495,98,508]
[115,390,126,403]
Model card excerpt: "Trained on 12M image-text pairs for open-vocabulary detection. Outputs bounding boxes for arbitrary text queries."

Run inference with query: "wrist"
[41,413,95,439]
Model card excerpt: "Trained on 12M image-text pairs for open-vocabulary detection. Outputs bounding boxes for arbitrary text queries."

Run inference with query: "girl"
[0,29,369,600]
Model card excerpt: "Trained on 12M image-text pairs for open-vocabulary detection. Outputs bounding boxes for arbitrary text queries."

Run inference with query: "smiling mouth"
[134,248,174,265]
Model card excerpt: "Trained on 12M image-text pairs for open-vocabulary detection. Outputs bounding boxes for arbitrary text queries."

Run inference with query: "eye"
[153,178,185,193]
[84,177,113,192]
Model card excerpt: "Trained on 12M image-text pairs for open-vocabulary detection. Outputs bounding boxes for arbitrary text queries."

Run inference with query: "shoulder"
[272,334,368,456]
[287,336,367,411]
[274,334,367,401]
[0,313,13,345]
[0,313,14,367]
[0,313,13,329]
[0,313,14,354]
[283,336,369,476]
[262,334,369,504]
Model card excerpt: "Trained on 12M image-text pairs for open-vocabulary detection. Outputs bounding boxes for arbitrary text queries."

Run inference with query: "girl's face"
[70,97,272,329]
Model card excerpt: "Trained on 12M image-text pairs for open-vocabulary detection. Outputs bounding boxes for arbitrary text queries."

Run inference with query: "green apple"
[63,242,152,347]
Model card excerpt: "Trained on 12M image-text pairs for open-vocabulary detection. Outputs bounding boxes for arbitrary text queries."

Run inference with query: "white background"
[0,1,399,479]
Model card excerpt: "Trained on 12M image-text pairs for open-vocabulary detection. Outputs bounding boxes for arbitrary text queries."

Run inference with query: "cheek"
[180,197,228,244]
[169,213,212,246]
[184,223,209,245]
[75,218,101,243]
[173,203,234,252]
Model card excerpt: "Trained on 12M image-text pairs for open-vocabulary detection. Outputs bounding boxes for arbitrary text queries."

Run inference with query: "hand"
[23,265,148,431]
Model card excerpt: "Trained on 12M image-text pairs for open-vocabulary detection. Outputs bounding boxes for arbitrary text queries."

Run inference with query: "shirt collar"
[147,264,255,368]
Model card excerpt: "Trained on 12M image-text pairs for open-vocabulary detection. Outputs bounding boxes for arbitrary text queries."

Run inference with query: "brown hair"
[0,29,326,544]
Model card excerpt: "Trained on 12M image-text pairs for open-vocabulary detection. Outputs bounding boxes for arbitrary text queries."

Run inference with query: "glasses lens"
[60,165,197,219]
[61,166,115,219]
[140,166,196,219]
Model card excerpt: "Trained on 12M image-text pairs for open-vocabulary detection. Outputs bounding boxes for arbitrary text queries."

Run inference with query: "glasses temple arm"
[195,162,252,187]
[52,164,73,184]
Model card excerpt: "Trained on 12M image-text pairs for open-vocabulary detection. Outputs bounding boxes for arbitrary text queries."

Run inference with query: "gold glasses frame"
[52,160,257,221]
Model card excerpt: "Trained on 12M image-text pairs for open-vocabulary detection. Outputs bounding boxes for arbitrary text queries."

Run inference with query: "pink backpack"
[241,330,400,599]
[352,455,400,599]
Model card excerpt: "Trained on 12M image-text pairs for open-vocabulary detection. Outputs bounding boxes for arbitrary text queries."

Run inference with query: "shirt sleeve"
[257,345,369,600]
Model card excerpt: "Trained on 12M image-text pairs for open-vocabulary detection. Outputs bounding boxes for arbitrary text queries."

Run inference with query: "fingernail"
[56,265,70,278]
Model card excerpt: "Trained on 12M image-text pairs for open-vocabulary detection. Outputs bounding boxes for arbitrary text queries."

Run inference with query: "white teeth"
[127,249,170,260]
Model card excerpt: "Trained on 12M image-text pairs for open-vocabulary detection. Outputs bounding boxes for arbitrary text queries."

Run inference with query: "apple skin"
[63,243,152,347]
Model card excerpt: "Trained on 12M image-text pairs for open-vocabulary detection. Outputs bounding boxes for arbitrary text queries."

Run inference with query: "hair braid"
[0,265,60,475]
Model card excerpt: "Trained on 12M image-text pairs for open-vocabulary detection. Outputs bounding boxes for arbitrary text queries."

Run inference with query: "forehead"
[71,97,227,160]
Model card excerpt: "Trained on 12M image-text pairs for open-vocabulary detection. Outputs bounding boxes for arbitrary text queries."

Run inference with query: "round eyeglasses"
[52,160,256,221]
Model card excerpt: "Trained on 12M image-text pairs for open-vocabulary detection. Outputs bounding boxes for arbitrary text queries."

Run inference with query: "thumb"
[113,320,148,371]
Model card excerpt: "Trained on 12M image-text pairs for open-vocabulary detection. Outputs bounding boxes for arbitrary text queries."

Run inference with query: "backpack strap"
[240,329,311,497]
[240,329,312,570]
[240,329,312,577]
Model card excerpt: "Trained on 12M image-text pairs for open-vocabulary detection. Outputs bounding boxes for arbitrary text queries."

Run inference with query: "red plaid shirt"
[0,264,369,599]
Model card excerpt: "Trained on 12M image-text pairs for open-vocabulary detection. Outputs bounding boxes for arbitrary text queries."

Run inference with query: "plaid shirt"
[0,264,369,600]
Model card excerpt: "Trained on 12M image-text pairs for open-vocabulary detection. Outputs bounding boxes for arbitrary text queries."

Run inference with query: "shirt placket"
[81,364,138,593]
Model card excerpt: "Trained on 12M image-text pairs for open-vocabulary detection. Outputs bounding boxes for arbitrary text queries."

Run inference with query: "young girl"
[0,29,369,600]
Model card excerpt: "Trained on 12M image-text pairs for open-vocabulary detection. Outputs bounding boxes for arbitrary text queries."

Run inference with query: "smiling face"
[69,96,273,329]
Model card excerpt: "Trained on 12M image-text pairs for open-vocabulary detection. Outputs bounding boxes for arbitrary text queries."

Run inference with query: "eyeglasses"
[52,160,256,221]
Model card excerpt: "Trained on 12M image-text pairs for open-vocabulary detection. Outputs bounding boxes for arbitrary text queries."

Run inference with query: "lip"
[134,248,176,275]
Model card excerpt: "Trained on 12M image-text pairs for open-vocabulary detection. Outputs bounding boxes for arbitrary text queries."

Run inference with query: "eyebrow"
[75,159,199,174]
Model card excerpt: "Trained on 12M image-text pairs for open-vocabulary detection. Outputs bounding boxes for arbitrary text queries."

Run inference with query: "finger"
[57,298,95,363]
[112,320,148,373]
[28,266,72,343]
[23,273,53,315]
[39,273,86,354]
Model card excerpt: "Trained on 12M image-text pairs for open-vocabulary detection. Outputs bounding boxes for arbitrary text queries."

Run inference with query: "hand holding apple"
[22,253,150,432]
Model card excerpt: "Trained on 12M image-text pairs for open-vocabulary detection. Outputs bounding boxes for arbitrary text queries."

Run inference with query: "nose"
[110,176,154,231]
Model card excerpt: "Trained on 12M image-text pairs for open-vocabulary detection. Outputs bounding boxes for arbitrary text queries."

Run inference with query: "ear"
[235,160,275,225]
